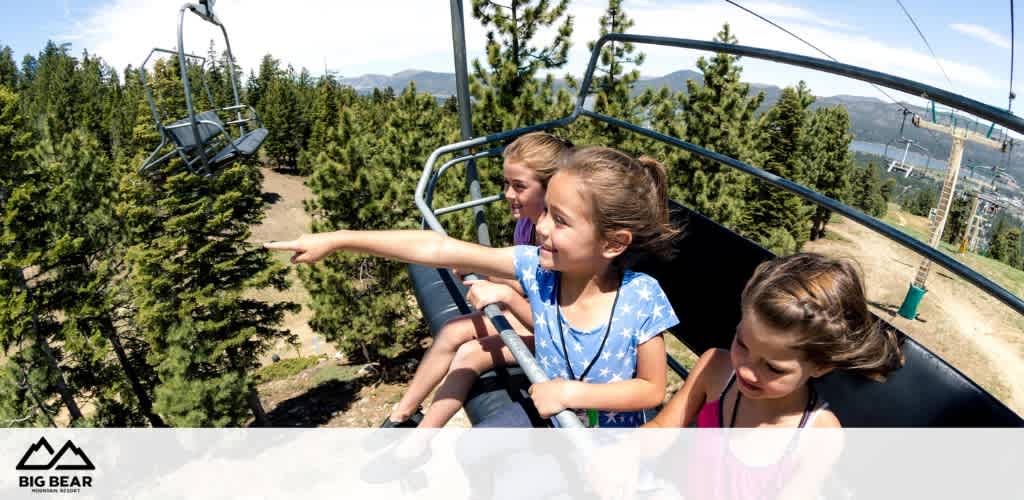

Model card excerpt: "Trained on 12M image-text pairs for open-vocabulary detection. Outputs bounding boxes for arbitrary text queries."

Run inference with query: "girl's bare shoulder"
[692,348,734,400]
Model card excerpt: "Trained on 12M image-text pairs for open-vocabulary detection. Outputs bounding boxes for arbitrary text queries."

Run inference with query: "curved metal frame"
[416,33,1024,427]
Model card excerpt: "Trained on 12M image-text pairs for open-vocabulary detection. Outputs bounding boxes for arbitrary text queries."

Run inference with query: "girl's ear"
[602,229,632,260]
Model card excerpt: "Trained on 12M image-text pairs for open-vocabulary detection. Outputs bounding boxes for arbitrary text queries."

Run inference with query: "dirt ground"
[251,167,469,428]
[804,212,1024,415]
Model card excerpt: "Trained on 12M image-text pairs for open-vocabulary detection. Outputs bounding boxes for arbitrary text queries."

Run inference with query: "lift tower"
[898,113,1007,318]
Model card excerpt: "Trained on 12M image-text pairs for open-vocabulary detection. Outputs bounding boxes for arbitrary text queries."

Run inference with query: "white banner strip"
[2,429,1021,499]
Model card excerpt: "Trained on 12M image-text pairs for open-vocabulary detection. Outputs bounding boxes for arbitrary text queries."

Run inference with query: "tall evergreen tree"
[745,84,814,252]
[0,45,18,89]
[302,84,458,370]
[123,160,297,425]
[674,25,764,229]
[574,0,645,150]
[942,194,972,245]
[852,163,888,217]
[261,66,303,168]
[806,106,854,241]
[469,0,574,134]
[987,217,1023,267]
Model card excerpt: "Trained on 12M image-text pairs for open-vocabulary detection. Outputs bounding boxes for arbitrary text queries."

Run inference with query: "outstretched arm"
[264,230,518,280]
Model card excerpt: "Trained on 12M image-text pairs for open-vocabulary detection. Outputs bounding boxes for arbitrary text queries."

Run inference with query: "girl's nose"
[504,183,516,200]
[736,364,758,385]
[536,209,552,237]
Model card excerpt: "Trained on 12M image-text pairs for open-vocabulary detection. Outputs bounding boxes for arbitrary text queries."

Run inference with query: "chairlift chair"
[413,33,1024,428]
[138,0,267,177]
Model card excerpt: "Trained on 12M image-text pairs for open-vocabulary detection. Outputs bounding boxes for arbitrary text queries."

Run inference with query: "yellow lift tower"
[897,113,1007,319]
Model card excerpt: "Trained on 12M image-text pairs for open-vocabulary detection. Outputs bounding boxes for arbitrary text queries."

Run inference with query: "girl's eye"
[766,363,785,375]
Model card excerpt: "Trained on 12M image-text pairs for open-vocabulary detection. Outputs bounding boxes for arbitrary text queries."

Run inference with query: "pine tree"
[745,84,813,251]
[297,76,358,176]
[806,106,854,241]
[942,195,972,245]
[987,217,1023,267]
[469,0,575,134]
[675,24,764,229]
[851,163,888,217]
[302,84,458,371]
[573,0,645,150]
[123,160,297,426]
[249,54,281,116]
[0,85,57,427]
[261,67,302,168]
[0,45,18,89]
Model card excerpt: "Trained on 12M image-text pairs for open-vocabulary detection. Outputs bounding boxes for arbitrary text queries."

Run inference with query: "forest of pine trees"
[2,0,1020,427]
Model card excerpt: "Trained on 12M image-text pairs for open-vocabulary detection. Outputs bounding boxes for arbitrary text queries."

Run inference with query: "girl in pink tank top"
[637,253,904,499]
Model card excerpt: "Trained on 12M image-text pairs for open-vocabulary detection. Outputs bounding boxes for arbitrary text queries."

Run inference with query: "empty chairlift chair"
[138,0,267,176]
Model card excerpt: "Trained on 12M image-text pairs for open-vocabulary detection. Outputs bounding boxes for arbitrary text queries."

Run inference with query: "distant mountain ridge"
[338,69,1023,184]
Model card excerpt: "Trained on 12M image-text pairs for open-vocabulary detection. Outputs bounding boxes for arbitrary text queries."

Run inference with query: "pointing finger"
[264,240,300,251]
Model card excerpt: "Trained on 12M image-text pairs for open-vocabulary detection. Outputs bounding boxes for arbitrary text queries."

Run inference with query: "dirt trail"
[248,167,334,363]
[943,298,1024,410]
[806,217,1024,415]
[253,167,470,428]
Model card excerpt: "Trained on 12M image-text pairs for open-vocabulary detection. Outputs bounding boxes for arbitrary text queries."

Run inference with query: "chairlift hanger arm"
[911,115,1006,150]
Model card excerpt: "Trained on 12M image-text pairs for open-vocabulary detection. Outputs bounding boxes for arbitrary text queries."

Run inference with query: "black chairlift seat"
[408,200,1023,427]
[163,110,268,173]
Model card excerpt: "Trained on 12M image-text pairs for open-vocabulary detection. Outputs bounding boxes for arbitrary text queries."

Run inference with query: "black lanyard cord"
[555,273,622,382]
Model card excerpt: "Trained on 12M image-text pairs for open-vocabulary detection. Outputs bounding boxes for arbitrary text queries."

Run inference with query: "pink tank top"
[682,373,828,500]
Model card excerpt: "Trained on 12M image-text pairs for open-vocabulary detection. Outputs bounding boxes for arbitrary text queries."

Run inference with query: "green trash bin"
[898,284,926,319]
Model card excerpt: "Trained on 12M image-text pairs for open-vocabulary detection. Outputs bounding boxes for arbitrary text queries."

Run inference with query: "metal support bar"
[434,194,504,216]
[581,108,1024,316]
[667,355,689,379]
[580,34,1024,135]
[449,0,491,248]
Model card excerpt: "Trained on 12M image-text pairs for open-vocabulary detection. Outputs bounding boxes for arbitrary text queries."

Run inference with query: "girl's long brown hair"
[741,253,904,381]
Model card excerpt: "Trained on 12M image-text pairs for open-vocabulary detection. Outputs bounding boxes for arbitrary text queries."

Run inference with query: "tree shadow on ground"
[264,377,371,427]
[869,300,928,323]
[261,191,282,205]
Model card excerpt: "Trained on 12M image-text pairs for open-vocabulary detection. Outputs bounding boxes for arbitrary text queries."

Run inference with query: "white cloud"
[61,0,1006,108]
[950,23,1011,49]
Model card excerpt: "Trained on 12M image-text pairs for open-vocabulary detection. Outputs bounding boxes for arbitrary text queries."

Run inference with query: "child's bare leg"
[418,334,535,428]
[390,310,528,421]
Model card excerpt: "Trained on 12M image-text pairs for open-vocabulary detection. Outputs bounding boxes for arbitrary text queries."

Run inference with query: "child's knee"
[437,316,481,350]
[451,341,492,374]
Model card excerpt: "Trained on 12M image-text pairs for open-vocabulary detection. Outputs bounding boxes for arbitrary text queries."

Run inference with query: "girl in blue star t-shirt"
[266,146,680,428]
[514,242,677,427]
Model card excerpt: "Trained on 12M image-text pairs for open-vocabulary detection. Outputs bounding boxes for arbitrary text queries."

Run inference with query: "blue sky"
[1,1,1019,110]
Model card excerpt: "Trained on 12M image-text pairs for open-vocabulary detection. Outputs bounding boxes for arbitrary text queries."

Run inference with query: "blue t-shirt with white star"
[513,245,679,428]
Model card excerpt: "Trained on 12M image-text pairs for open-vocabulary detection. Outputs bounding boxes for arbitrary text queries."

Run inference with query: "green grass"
[254,355,321,383]
[310,364,363,387]
[823,230,850,243]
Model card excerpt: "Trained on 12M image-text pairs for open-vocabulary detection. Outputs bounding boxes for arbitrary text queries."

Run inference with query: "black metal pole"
[450,0,491,246]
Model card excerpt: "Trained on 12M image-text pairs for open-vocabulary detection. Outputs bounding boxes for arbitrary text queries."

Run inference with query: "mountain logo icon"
[15,437,95,471]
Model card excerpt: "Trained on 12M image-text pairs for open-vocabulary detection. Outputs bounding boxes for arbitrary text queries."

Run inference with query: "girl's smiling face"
[730,308,832,400]
[503,158,546,223]
[534,171,622,273]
